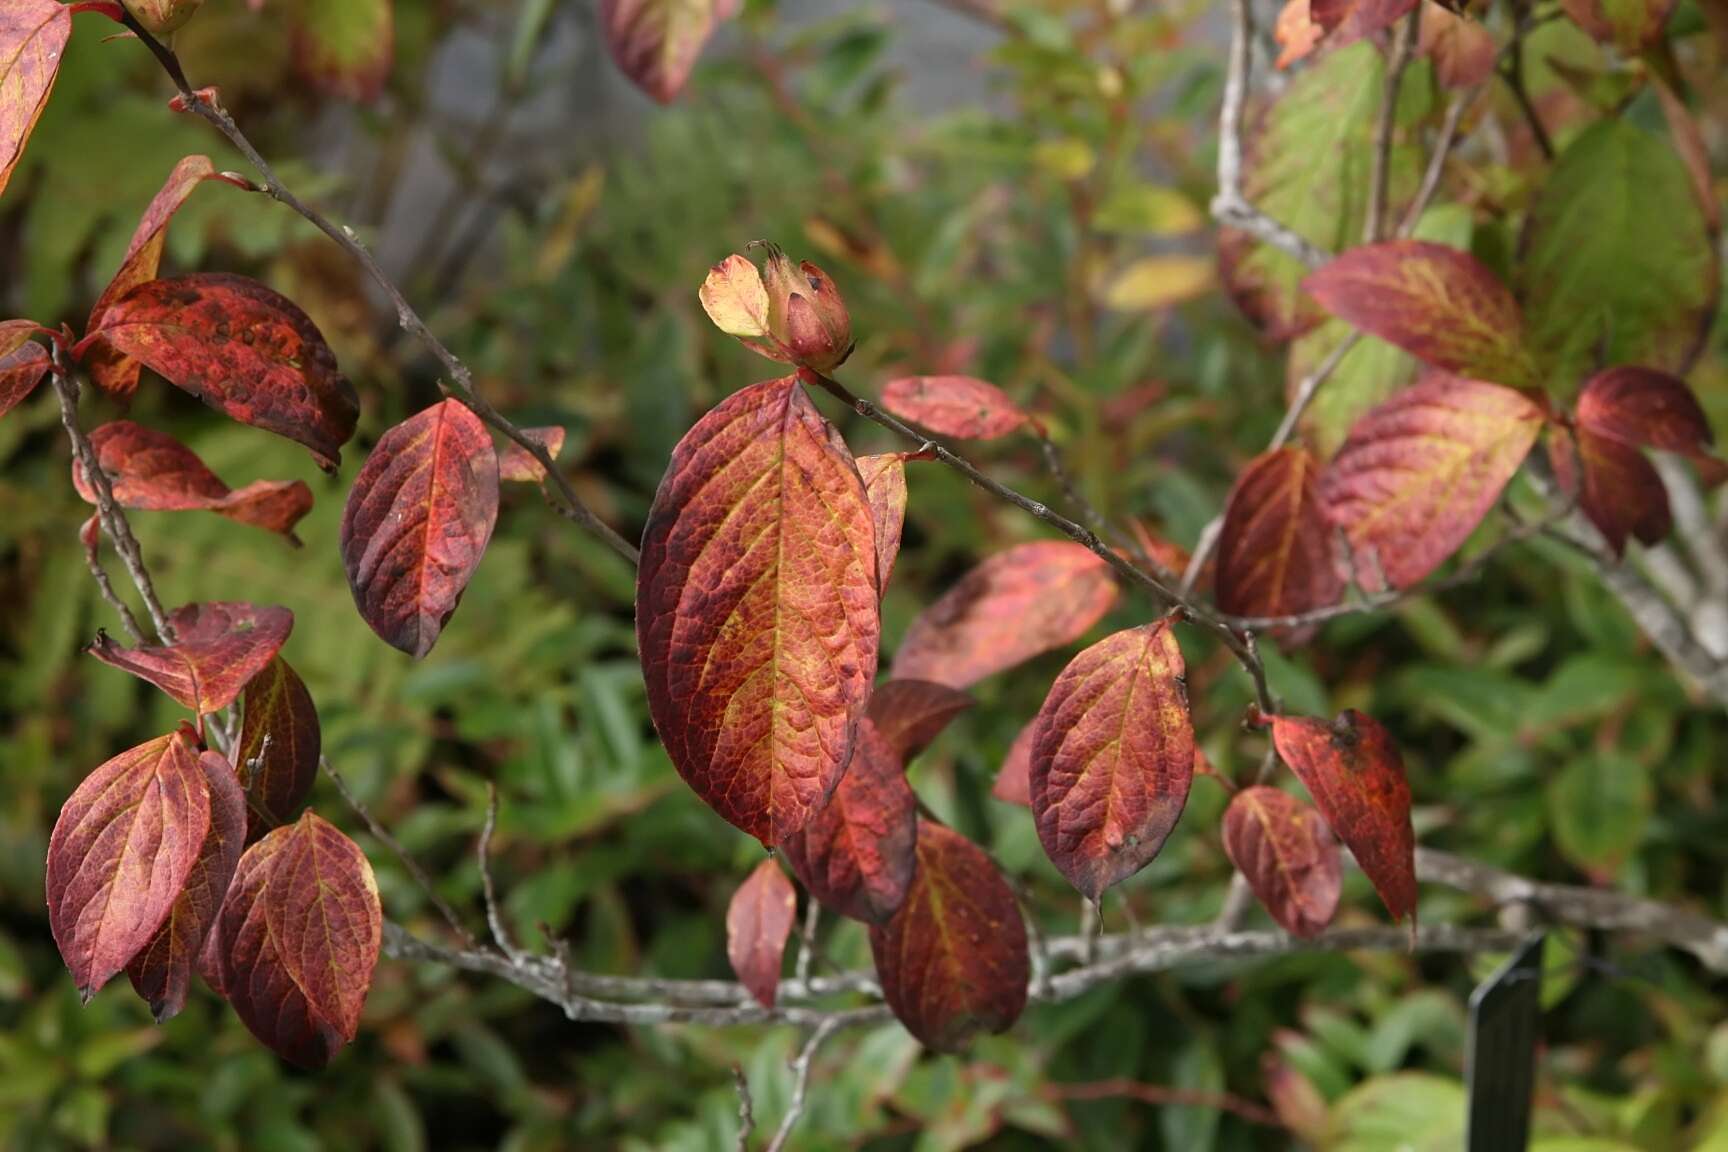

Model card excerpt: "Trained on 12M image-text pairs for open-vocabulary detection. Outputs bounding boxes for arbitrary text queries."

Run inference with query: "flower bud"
[700,243,853,372]
[123,0,205,35]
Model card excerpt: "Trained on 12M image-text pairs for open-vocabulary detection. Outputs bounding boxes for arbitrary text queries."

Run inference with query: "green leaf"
[1329,1074,1466,1152]
[1547,750,1652,874]
[294,0,394,102]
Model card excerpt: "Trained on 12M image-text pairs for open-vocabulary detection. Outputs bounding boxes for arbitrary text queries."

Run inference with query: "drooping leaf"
[891,541,1118,689]
[293,0,394,103]
[88,602,294,714]
[636,375,880,846]
[46,729,211,1002]
[866,679,974,763]
[1559,0,1673,50]
[1311,0,1418,47]
[1418,4,1496,89]
[782,718,918,925]
[211,812,381,1069]
[340,400,500,659]
[126,751,245,1022]
[1304,241,1535,386]
[880,376,1027,441]
[1568,426,1671,555]
[1221,786,1341,938]
[992,722,1036,807]
[0,338,48,420]
[1215,447,1342,622]
[856,452,910,592]
[869,820,1029,1051]
[1322,375,1545,590]
[1268,711,1418,923]
[0,0,70,200]
[236,657,321,842]
[1029,621,1194,900]
[497,426,567,483]
[73,421,313,544]
[725,858,796,1008]
[1575,366,1715,457]
[599,0,735,103]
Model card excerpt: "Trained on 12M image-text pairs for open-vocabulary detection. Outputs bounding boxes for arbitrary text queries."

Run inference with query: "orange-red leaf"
[497,426,566,483]
[0,1,69,200]
[782,718,917,925]
[1273,0,1324,68]
[1215,447,1342,622]
[1418,3,1496,90]
[1322,375,1545,590]
[80,273,359,470]
[340,400,500,659]
[992,722,1036,807]
[236,657,321,842]
[210,812,381,1069]
[857,451,910,592]
[1303,242,1535,385]
[89,602,294,714]
[869,820,1029,1052]
[1311,0,1418,45]
[725,858,797,1008]
[73,420,312,544]
[126,751,246,1021]
[0,337,48,419]
[46,729,211,1002]
[1221,786,1341,939]
[1029,621,1194,900]
[637,375,881,846]
[866,679,974,763]
[880,376,1028,441]
[891,541,1118,689]
[599,0,735,103]
[1268,710,1417,923]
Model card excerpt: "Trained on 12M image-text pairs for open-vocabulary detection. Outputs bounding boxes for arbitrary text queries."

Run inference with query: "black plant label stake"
[1465,932,1545,1152]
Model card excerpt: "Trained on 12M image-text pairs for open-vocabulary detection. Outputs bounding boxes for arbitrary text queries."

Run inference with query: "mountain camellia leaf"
[1575,366,1716,459]
[73,421,313,544]
[856,452,911,592]
[0,338,48,420]
[79,273,360,470]
[126,750,245,1022]
[1322,375,1545,590]
[1215,447,1342,622]
[1560,425,1671,556]
[599,0,737,103]
[1268,710,1418,923]
[0,0,70,200]
[1029,621,1194,900]
[497,426,567,484]
[1303,241,1535,386]
[236,657,321,842]
[46,729,211,1002]
[1221,786,1341,938]
[636,375,880,847]
[880,376,1028,441]
[866,679,974,763]
[782,718,918,925]
[725,858,797,1008]
[210,811,381,1069]
[340,400,500,659]
[293,0,394,103]
[88,601,294,715]
[891,541,1118,689]
[869,820,1030,1052]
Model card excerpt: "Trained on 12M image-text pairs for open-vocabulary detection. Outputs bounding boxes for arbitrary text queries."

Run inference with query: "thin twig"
[765,1017,843,1152]
[733,1065,755,1152]
[478,783,524,962]
[1500,5,1555,161]
[1364,7,1421,244]
[792,899,820,985]
[1398,91,1476,238]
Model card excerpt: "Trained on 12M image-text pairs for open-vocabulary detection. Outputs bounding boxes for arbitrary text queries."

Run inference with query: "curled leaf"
[866,679,974,763]
[0,1,70,200]
[599,0,737,103]
[497,426,567,483]
[1221,786,1341,939]
[1575,366,1714,456]
[89,602,294,715]
[1214,447,1341,623]
[880,376,1027,441]
[236,657,321,842]
[725,858,797,1008]
[856,452,910,593]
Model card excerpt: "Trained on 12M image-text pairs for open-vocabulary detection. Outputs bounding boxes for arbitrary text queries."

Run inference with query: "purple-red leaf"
[341,399,500,659]
[1310,0,1418,46]
[497,426,567,483]
[236,657,322,842]
[637,375,880,847]
[0,0,70,200]
[1565,426,1672,556]
[89,602,294,714]
[1322,375,1545,590]
[80,273,359,470]
[1215,447,1342,622]
[725,858,796,1008]
[1029,621,1194,900]
[1221,786,1341,939]
[992,722,1036,807]
[1268,710,1418,923]
[1418,4,1496,90]
[782,718,918,925]
[126,751,246,1021]
[866,679,974,763]
[599,0,736,103]
[210,811,381,1069]
[891,541,1118,689]
[1576,366,1716,457]
[0,338,48,419]
[880,376,1028,441]
[869,820,1029,1052]
[46,728,211,1002]
[857,452,910,593]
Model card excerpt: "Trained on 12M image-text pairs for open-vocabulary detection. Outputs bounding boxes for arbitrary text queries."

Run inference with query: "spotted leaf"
[1221,786,1341,939]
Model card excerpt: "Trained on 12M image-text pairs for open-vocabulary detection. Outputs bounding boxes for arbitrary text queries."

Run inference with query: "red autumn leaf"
[89,601,294,714]
[236,657,322,842]
[73,421,313,545]
[637,375,880,847]
[497,426,567,483]
[126,751,246,1022]
[1322,375,1545,590]
[869,820,1029,1052]
[1214,447,1342,622]
[1575,366,1715,457]
[1572,426,1672,555]
[83,156,252,398]
[0,337,48,420]
[78,273,360,470]
[880,376,1028,441]
[782,718,918,925]
[1303,242,1535,385]
[46,729,211,1002]
[0,0,70,200]
[725,858,797,1008]
[1310,0,1418,47]
[866,679,974,763]
[992,722,1036,807]
[1268,710,1418,923]
[1221,786,1342,939]
[210,811,381,1069]
[1417,3,1496,90]
[340,400,500,659]
[1029,621,1195,900]
[891,541,1118,689]
[857,451,910,593]
[599,0,737,103]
